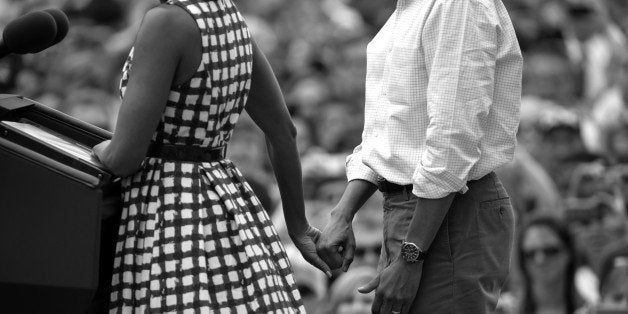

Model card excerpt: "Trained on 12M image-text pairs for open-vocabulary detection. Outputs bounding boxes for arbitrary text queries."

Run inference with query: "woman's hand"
[92,140,111,164]
[290,225,333,278]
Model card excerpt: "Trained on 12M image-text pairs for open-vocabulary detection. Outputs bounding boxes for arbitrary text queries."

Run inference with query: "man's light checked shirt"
[346,0,523,198]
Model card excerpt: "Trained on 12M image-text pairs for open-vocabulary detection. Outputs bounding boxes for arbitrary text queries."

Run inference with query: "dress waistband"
[146,143,226,162]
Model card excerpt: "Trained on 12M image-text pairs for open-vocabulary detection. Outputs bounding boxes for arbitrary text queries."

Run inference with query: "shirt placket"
[382,4,402,97]
[393,0,408,43]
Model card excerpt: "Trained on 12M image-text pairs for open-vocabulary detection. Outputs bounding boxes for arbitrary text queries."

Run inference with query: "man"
[317,0,523,313]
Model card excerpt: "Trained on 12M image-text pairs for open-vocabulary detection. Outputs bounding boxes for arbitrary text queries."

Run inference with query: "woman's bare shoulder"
[139,4,199,46]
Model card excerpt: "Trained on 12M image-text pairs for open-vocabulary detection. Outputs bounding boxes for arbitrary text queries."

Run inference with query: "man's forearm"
[331,179,378,222]
[404,193,456,251]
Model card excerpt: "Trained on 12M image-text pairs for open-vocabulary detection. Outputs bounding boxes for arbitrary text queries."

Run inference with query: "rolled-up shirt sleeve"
[346,143,379,184]
[412,0,498,199]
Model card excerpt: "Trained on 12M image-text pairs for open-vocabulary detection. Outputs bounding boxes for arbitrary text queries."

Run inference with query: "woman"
[516,216,579,314]
[92,0,330,311]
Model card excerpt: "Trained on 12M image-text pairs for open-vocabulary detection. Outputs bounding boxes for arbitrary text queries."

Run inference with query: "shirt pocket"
[384,46,419,104]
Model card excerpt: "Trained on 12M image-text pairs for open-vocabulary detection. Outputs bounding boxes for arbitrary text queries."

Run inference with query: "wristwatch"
[400,241,427,263]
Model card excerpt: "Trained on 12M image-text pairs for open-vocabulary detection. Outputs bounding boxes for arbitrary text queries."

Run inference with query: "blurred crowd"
[2,0,628,313]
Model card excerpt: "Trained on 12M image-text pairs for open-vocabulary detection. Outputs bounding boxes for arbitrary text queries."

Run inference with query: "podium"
[0,94,121,313]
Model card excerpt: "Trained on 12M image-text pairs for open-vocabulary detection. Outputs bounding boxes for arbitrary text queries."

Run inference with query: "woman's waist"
[146,142,227,163]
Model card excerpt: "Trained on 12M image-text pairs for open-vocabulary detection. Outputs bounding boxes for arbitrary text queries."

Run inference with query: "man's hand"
[358,258,423,314]
[290,225,333,278]
[316,209,355,271]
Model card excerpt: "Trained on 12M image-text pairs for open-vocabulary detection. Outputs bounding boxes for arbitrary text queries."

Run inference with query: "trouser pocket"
[477,197,515,305]
[381,192,417,268]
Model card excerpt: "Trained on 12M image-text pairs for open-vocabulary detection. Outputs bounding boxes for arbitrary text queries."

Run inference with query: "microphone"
[43,8,70,47]
[0,11,59,59]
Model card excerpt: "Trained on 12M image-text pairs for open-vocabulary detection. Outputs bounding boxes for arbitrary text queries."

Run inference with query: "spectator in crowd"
[605,0,628,36]
[607,164,628,216]
[496,145,564,220]
[595,240,628,311]
[579,50,628,162]
[570,161,609,193]
[561,0,626,103]
[519,101,592,195]
[517,48,593,196]
[322,266,377,314]
[227,113,274,193]
[516,216,581,314]
[283,245,329,314]
[503,0,564,52]
[565,161,628,274]
[520,50,577,107]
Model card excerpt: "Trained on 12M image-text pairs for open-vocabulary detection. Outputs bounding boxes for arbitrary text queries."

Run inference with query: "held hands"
[290,225,333,278]
[358,257,423,314]
[316,209,356,272]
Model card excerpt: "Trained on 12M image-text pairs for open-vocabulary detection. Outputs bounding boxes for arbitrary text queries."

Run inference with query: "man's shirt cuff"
[346,156,379,185]
[412,166,468,199]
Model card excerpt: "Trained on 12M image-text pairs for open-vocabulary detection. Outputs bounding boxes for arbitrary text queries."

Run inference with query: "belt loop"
[403,186,409,201]
[377,177,385,193]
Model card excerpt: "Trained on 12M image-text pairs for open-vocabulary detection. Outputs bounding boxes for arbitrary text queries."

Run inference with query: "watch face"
[402,242,421,262]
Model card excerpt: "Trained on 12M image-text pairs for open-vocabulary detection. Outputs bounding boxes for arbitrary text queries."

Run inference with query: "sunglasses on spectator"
[523,246,563,261]
[568,5,595,18]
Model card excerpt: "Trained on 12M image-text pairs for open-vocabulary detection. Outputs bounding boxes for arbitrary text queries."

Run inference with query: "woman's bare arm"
[245,40,308,235]
[94,5,198,176]
[245,40,331,276]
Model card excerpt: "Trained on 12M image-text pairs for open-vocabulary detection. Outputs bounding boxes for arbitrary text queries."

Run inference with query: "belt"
[146,143,226,162]
[377,172,497,194]
[377,178,413,194]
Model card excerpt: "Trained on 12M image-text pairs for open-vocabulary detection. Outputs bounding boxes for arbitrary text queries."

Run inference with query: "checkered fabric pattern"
[346,0,523,199]
[110,0,304,312]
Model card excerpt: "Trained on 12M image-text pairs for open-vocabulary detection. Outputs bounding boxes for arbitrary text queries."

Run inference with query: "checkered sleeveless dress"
[109,0,304,312]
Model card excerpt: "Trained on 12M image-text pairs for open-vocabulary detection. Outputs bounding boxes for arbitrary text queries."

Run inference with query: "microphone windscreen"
[2,11,57,54]
[43,9,70,46]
